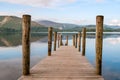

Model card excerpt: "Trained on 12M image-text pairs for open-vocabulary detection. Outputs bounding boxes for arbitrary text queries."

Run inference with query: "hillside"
[37,20,81,30]
[0,16,48,32]
[64,25,120,32]
[38,20,120,32]
[0,16,120,32]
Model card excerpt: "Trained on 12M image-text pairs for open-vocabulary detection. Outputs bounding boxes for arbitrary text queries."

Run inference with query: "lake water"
[0,33,120,80]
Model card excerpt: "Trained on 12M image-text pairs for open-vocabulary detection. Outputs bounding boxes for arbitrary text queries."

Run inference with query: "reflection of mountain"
[0,33,47,47]
[86,34,120,39]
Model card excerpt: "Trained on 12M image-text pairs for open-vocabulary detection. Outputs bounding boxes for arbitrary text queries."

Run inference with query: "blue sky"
[0,0,120,25]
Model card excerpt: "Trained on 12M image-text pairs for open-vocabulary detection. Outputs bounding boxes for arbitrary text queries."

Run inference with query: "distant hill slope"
[37,20,81,30]
[37,20,120,32]
[0,16,48,32]
[0,16,120,32]
[63,25,120,32]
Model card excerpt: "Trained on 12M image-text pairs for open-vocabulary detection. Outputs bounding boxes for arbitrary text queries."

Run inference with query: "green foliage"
[0,16,48,32]
[0,16,120,32]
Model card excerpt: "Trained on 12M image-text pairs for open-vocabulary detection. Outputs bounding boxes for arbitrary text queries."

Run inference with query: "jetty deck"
[19,46,104,80]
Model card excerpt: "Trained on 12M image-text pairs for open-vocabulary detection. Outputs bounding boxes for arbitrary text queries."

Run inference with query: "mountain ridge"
[37,20,120,32]
[0,16,48,32]
[0,16,120,32]
[37,20,81,30]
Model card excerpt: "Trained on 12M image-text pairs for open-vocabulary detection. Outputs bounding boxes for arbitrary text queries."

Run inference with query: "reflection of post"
[82,28,86,56]
[65,35,68,46]
[54,32,57,51]
[78,32,81,52]
[22,15,31,75]
[48,27,53,56]
[60,34,63,46]
[75,34,77,48]
[96,15,104,75]
[73,35,75,46]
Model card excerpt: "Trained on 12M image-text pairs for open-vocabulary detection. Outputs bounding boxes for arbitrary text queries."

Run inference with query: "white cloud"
[0,0,104,8]
[0,9,33,18]
[96,0,104,2]
[108,19,120,26]
[72,20,89,24]
[107,38,120,45]
[0,0,77,7]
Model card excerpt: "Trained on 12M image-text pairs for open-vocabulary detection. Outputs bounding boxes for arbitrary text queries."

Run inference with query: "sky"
[0,0,120,25]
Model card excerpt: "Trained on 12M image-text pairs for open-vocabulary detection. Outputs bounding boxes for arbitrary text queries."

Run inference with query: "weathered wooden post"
[75,34,77,48]
[48,27,53,56]
[22,15,31,75]
[60,34,63,46]
[78,32,81,52]
[58,34,60,48]
[65,35,68,46]
[96,15,104,75]
[82,28,86,56]
[54,32,57,51]
[73,35,75,46]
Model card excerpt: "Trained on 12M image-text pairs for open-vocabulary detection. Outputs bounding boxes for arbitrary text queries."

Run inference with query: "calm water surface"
[0,33,120,80]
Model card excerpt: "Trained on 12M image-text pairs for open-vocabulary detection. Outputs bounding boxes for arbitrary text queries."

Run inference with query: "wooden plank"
[18,46,104,80]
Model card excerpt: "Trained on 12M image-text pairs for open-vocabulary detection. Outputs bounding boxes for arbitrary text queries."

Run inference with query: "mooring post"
[65,35,68,46]
[60,34,63,46]
[48,27,53,56]
[58,33,60,48]
[96,15,104,75]
[75,34,77,48]
[22,15,31,75]
[73,35,75,46]
[54,32,57,51]
[82,28,86,56]
[78,32,81,52]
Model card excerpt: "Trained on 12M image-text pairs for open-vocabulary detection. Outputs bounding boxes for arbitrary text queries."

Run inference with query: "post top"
[49,27,53,29]
[82,27,86,30]
[23,14,31,17]
[97,15,104,18]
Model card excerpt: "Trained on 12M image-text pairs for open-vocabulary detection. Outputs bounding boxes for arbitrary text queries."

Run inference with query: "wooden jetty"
[19,46,104,80]
[18,15,104,80]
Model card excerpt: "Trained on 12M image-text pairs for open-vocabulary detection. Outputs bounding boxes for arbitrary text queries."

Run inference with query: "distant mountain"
[66,24,120,32]
[37,20,120,32]
[0,16,48,32]
[104,25,120,29]
[37,20,81,30]
[0,16,120,32]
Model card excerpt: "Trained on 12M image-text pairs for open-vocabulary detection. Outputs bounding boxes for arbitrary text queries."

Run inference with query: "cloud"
[107,38,120,45]
[108,19,120,26]
[70,19,90,25]
[0,9,33,18]
[0,0,103,8]
[0,0,77,7]
[96,0,104,2]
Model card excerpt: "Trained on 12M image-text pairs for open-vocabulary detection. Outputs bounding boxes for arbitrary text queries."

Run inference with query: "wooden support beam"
[48,27,53,56]
[78,32,81,52]
[58,34,60,48]
[73,35,75,46]
[22,15,31,75]
[96,15,104,75]
[60,34,63,46]
[65,35,68,46]
[75,34,77,48]
[82,28,86,56]
[54,32,57,51]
